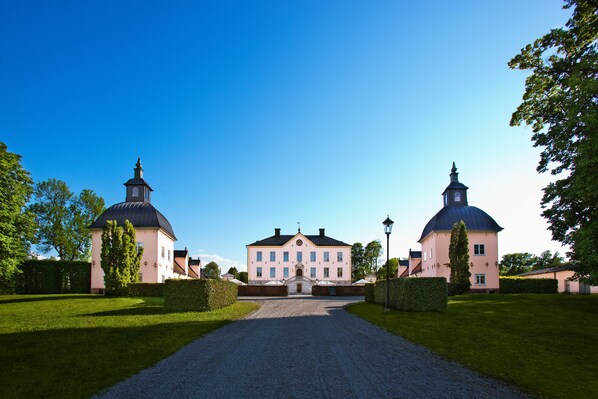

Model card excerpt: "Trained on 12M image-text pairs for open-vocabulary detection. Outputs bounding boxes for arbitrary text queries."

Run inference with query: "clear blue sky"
[1,0,570,271]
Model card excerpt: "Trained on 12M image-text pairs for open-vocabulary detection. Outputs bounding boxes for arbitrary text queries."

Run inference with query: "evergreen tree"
[351,242,367,280]
[449,220,471,294]
[100,220,143,295]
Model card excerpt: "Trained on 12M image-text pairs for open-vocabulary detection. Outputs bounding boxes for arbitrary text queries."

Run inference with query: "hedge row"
[164,279,238,311]
[365,284,375,303]
[499,277,558,294]
[127,283,165,297]
[237,285,288,296]
[311,285,365,296]
[373,278,447,311]
[17,260,91,294]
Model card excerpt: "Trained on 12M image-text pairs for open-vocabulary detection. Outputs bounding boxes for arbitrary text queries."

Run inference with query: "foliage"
[533,250,565,271]
[449,220,471,294]
[509,0,598,285]
[127,283,165,297]
[500,277,558,294]
[100,220,143,296]
[447,282,461,296]
[351,242,367,280]
[16,260,90,294]
[499,252,537,276]
[364,283,375,303]
[203,261,221,279]
[376,257,398,280]
[364,240,383,273]
[226,266,239,277]
[28,178,105,261]
[0,294,258,399]
[237,271,248,283]
[164,279,238,312]
[373,278,448,311]
[0,142,36,292]
[348,294,598,399]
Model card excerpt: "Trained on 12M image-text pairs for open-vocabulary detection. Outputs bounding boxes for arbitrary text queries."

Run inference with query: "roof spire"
[450,162,458,183]
[134,157,143,179]
[297,221,301,233]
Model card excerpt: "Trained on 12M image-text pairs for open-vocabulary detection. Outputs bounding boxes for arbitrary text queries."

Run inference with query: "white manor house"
[247,228,352,294]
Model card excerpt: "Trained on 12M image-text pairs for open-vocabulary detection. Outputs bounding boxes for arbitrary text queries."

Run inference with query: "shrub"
[127,283,164,297]
[373,278,447,311]
[365,283,375,303]
[447,282,460,296]
[500,277,558,294]
[17,260,90,294]
[311,285,365,296]
[164,279,237,312]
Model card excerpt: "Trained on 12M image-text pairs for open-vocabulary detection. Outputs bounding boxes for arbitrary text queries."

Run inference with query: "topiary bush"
[365,283,375,303]
[164,279,238,312]
[127,283,164,297]
[372,278,447,311]
[17,260,91,294]
[500,277,558,294]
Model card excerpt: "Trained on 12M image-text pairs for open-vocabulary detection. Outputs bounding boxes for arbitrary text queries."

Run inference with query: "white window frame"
[324,267,329,278]
[297,252,302,262]
[256,251,262,262]
[324,252,329,262]
[474,244,485,256]
[283,267,289,278]
[337,267,343,278]
[256,267,262,277]
[310,267,316,278]
[310,252,316,262]
[475,273,486,285]
[337,252,343,262]
[283,252,289,262]
[270,251,276,262]
[455,192,461,202]
[270,267,276,278]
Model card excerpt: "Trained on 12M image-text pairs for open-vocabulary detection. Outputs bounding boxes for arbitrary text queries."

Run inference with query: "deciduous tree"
[376,258,399,280]
[226,266,239,278]
[364,240,383,273]
[509,0,598,284]
[533,250,565,271]
[500,253,537,276]
[203,261,221,279]
[351,242,367,280]
[100,220,143,296]
[449,221,471,294]
[237,271,248,284]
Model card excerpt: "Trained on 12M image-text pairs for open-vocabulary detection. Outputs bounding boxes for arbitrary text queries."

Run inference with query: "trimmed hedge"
[17,260,91,294]
[500,277,558,294]
[365,283,375,303]
[127,283,165,297]
[164,279,238,312]
[237,285,288,296]
[447,282,460,297]
[374,278,447,311]
[311,285,365,296]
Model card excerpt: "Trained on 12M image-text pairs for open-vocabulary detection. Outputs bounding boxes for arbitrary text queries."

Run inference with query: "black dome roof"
[90,202,176,239]
[419,205,502,242]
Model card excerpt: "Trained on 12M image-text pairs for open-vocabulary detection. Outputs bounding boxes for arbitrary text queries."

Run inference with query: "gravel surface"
[94,296,529,399]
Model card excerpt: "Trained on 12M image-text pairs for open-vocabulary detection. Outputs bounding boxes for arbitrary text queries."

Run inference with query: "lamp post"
[383,215,394,311]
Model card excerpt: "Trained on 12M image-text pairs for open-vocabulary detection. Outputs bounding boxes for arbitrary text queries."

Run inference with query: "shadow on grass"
[86,306,167,317]
[0,294,102,305]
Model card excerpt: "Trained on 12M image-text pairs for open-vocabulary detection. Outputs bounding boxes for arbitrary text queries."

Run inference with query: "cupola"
[442,162,469,207]
[124,158,153,203]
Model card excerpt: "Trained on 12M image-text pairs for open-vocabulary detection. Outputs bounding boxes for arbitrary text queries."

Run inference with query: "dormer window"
[132,187,139,197]
[454,192,461,202]
[444,194,448,205]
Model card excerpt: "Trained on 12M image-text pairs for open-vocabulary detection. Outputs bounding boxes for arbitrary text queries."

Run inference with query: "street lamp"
[383,215,394,311]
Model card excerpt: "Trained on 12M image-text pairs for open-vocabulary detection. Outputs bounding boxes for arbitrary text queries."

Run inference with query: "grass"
[347,294,598,399]
[0,294,259,399]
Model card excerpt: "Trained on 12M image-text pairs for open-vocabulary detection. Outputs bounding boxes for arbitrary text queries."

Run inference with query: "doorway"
[297,283,302,294]
[296,269,303,277]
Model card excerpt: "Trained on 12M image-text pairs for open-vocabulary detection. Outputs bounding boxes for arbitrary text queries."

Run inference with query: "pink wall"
[523,270,598,293]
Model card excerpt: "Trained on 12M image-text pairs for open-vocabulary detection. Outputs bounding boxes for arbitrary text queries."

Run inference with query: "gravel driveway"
[94,296,529,398]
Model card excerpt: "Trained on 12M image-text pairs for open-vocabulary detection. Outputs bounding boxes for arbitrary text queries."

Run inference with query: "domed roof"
[90,201,176,239]
[419,205,502,242]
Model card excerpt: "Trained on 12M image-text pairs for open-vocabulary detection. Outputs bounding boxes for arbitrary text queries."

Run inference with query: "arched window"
[454,192,461,202]
[132,187,139,197]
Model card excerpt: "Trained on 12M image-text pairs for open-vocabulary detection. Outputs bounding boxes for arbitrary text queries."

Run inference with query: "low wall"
[312,285,365,296]
[238,285,288,296]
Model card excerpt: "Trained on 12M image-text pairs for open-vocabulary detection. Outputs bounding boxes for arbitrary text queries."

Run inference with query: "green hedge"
[128,283,165,297]
[164,279,238,312]
[447,282,460,297]
[365,283,375,303]
[17,260,91,294]
[373,278,447,311]
[500,277,558,294]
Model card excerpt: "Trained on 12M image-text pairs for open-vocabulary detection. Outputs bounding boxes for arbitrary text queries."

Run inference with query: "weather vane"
[297,221,301,232]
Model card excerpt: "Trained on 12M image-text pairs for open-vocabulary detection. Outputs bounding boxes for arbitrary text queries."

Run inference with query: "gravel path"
[94,296,529,399]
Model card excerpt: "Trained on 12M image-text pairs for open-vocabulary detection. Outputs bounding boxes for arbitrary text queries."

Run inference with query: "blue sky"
[2,0,570,271]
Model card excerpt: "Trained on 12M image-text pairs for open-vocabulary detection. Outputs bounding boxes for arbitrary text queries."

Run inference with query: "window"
[424,251,427,261]
[136,242,143,254]
[310,252,316,262]
[270,251,276,262]
[430,248,433,259]
[324,252,330,262]
[256,251,262,261]
[270,267,276,278]
[283,252,289,262]
[444,193,448,205]
[455,192,461,202]
[132,187,139,197]
[324,267,329,278]
[337,252,343,262]
[161,275,165,283]
[139,273,143,282]
[310,267,316,278]
[283,267,289,278]
[297,252,302,262]
[256,267,262,277]
[475,273,486,285]
[161,246,165,259]
[337,267,343,278]
[474,244,485,256]
[145,190,149,200]
[168,249,171,261]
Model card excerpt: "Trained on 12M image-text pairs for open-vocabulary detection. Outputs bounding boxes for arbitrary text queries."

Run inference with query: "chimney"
[319,228,325,237]
[274,228,281,236]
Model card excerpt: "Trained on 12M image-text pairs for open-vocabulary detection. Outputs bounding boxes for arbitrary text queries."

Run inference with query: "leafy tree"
[226,266,239,278]
[509,0,598,284]
[533,250,565,271]
[500,252,537,276]
[364,240,383,273]
[28,179,105,261]
[351,242,367,280]
[237,271,248,284]
[0,143,36,291]
[376,258,399,280]
[449,221,471,294]
[100,220,143,296]
[203,261,221,279]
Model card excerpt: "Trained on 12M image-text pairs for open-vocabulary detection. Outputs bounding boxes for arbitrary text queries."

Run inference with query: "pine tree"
[100,220,143,295]
[449,220,471,294]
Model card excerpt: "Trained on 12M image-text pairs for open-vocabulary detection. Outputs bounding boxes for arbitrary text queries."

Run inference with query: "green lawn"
[347,294,598,399]
[0,295,259,399]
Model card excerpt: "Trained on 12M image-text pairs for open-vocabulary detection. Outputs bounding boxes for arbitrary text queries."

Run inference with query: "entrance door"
[296,269,303,277]
[297,283,302,294]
